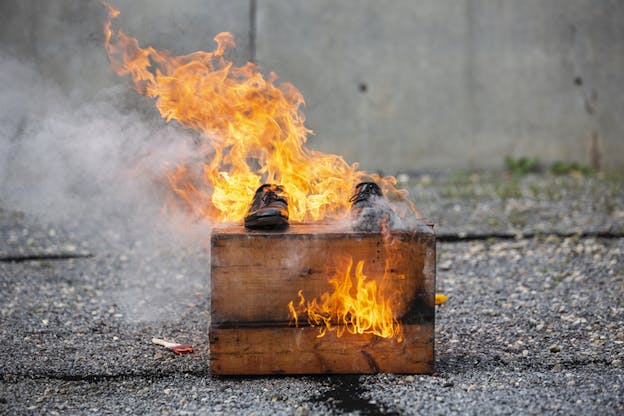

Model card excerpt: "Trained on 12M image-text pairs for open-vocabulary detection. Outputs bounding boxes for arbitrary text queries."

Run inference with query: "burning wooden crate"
[209,223,435,375]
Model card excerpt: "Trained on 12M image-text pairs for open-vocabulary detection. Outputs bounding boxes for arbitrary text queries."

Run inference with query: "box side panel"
[209,323,434,375]
[211,230,435,324]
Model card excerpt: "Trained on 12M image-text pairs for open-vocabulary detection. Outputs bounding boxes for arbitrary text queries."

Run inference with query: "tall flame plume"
[103,3,413,223]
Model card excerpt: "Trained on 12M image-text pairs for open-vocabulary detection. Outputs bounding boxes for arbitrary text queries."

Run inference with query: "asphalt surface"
[1,172,623,415]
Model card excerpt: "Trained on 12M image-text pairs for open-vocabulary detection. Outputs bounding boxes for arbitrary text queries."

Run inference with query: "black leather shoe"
[244,184,289,229]
[349,182,395,231]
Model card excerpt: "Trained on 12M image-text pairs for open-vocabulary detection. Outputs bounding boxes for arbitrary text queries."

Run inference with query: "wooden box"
[209,223,435,375]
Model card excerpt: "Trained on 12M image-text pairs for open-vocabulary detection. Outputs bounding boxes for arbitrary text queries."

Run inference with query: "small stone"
[438,260,452,271]
[163,388,171,395]
[522,350,529,357]
[443,380,454,387]
[64,244,77,252]
[545,235,560,244]
[405,375,415,382]
[469,243,485,255]
[549,344,561,353]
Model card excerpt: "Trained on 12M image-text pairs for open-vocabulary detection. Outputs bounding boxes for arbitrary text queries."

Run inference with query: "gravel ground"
[1,173,623,415]
[400,172,624,237]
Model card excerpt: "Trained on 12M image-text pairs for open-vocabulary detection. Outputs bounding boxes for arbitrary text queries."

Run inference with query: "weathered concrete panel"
[1,1,622,172]
[257,0,624,172]
[0,0,252,100]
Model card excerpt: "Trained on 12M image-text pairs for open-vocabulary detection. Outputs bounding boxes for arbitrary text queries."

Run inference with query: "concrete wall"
[0,0,251,99]
[1,0,623,172]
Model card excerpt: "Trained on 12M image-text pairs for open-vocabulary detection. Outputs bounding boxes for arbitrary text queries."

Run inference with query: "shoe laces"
[262,187,287,205]
[349,182,383,204]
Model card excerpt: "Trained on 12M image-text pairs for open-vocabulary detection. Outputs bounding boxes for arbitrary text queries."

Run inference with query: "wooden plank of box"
[210,222,435,375]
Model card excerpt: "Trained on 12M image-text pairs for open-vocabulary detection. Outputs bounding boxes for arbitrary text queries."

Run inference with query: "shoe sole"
[244,215,289,230]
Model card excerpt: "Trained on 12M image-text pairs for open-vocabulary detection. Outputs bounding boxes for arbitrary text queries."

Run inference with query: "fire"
[102,3,415,223]
[288,258,403,342]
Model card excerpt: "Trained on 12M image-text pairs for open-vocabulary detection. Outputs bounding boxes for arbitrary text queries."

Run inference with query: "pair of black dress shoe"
[244,182,392,231]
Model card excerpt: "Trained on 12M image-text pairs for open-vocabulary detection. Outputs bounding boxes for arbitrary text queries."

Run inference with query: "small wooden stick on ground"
[152,338,194,355]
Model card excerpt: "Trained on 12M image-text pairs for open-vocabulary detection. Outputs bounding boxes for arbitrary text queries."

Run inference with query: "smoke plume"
[0,48,212,321]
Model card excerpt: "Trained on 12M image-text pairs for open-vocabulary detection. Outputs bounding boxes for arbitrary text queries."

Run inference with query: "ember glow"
[288,258,403,342]
[103,3,415,223]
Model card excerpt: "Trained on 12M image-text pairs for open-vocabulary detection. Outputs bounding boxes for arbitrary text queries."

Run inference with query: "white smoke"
[0,51,212,321]
[0,50,202,220]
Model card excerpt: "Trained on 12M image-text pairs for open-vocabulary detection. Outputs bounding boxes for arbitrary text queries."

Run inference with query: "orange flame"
[103,3,416,223]
[288,258,403,342]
